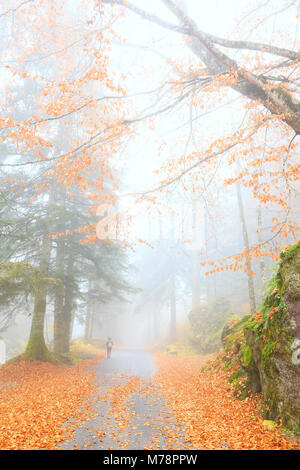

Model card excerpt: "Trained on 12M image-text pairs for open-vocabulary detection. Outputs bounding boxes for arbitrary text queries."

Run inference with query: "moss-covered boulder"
[244,242,300,431]
[221,241,300,431]
[221,315,261,398]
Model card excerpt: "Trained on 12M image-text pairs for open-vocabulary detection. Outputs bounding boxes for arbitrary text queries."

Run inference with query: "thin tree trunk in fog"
[53,237,66,354]
[44,311,49,344]
[54,283,65,354]
[192,251,200,307]
[204,206,210,302]
[53,189,66,354]
[257,202,266,295]
[170,272,176,343]
[153,311,158,341]
[235,181,256,314]
[61,251,75,353]
[25,191,54,361]
[85,279,93,341]
[191,200,200,307]
[170,212,177,343]
[70,309,75,344]
[89,307,95,340]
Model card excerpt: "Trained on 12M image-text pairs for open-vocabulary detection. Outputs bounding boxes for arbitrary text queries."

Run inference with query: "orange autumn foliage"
[0,353,104,450]
[154,353,300,450]
[0,351,299,450]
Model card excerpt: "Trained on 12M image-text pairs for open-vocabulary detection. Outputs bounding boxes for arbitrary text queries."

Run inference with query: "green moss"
[278,242,300,304]
[243,345,253,367]
[262,341,275,372]
[224,358,234,369]
[24,332,57,363]
[222,315,251,351]
[279,241,300,263]
[243,271,284,349]
[220,241,300,430]
[263,386,279,420]
[262,341,275,358]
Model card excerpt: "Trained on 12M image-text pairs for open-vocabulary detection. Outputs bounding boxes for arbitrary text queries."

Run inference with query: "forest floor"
[0,347,299,450]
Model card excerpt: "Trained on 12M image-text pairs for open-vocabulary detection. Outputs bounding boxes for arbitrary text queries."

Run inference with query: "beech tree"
[0,1,299,355]
[103,0,300,131]
[1,1,298,264]
[97,0,300,274]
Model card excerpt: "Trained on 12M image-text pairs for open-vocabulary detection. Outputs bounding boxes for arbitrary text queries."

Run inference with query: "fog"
[0,0,299,362]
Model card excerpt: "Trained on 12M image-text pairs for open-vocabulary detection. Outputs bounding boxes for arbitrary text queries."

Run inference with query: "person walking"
[106,337,113,359]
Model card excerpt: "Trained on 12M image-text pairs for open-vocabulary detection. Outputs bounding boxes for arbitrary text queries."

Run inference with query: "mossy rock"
[221,315,251,352]
[221,315,261,396]
[245,242,300,431]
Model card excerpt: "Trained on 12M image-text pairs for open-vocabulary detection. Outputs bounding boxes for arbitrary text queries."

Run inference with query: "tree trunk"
[170,272,176,343]
[162,0,300,135]
[53,237,66,354]
[153,311,159,341]
[53,189,66,354]
[192,251,200,307]
[235,181,256,314]
[103,0,300,135]
[85,279,92,342]
[204,206,210,302]
[257,202,266,297]
[69,309,75,345]
[24,192,54,361]
[170,211,177,343]
[191,200,201,307]
[88,306,95,340]
[61,251,75,353]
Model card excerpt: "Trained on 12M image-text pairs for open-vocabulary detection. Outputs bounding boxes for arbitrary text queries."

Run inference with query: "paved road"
[59,348,187,450]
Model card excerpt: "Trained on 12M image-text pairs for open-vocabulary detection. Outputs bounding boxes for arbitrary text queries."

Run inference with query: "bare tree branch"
[0,0,33,18]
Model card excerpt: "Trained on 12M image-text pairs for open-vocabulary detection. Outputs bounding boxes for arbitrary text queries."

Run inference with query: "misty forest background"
[0,0,299,363]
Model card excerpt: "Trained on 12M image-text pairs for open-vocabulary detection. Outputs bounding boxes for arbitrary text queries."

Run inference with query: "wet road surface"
[59,348,188,450]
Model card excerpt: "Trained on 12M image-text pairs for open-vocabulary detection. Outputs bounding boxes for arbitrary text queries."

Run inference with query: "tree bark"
[53,239,66,353]
[192,251,200,307]
[191,200,201,307]
[53,189,66,354]
[257,202,266,297]
[60,251,75,353]
[85,279,92,342]
[204,206,210,302]
[235,181,256,314]
[88,305,95,340]
[170,271,177,343]
[24,191,54,361]
[103,0,300,135]
[170,212,177,343]
[162,0,300,135]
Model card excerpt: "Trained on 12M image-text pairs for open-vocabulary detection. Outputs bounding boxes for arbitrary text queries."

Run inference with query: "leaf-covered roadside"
[1,350,299,450]
[0,353,104,450]
[154,353,300,450]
